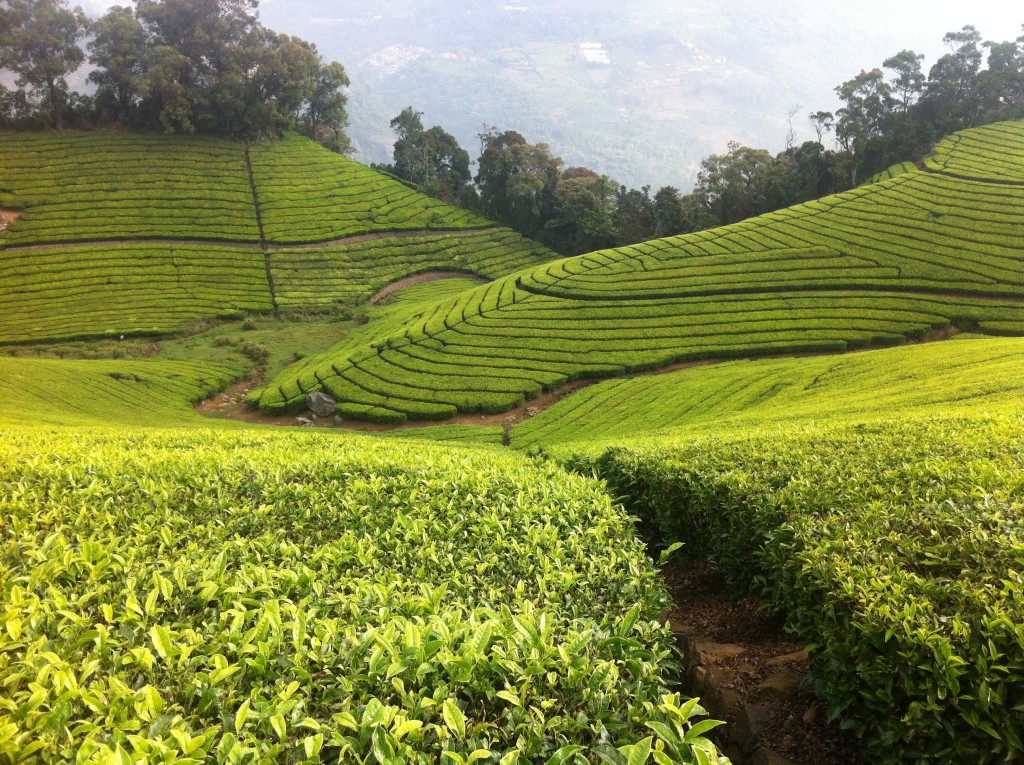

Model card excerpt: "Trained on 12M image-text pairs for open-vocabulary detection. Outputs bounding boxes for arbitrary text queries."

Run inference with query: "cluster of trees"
[0,0,350,148]
[383,25,1024,256]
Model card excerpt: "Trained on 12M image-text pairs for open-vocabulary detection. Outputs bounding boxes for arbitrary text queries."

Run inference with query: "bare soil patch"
[0,209,21,233]
[662,561,859,765]
[368,271,489,305]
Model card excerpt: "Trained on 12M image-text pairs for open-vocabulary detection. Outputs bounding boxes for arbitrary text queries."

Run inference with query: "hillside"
[0,131,554,343]
[251,120,1024,422]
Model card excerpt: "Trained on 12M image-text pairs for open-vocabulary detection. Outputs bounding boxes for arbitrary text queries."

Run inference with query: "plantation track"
[201,326,961,433]
[0,227,503,254]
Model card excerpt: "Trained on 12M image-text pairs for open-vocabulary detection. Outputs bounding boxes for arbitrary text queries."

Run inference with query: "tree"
[883,49,925,110]
[303,60,350,153]
[614,184,656,245]
[388,108,470,201]
[978,31,1024,122]
[690,142,787,226]
[88,5,147,124]
[0,0,88,130]
[475,129,561,239]
[652,186,689,238]
[922,26,984,134]
[543,168,618,255]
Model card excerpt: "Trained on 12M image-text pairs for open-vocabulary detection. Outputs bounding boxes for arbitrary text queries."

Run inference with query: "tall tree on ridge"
[0,0,88,130]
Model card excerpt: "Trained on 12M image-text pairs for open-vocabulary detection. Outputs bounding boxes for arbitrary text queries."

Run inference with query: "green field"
[0,131,556,344]
[254,121,1024,423]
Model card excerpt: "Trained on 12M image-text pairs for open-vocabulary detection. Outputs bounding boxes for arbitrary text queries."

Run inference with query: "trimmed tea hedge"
[561,416,1024,764]
[0,427,727,763]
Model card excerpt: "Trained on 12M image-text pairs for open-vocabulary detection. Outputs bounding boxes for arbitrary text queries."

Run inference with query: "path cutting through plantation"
[0,226,499,254]
[197,325,962,435]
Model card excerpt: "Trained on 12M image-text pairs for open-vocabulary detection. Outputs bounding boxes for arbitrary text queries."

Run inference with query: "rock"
[733,702,775,755]
[296,416,312,426]
[334,415,342,424]
[757,669,804,700]
[766,649,809,667]
[752,747,798,765]
[306,390,337,417]
[802,705,819,725]
[693,640,746,666]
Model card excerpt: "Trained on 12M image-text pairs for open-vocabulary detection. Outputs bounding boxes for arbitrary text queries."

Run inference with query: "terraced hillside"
[252,121,1024,422]
[0,131,553,343]
[512,335,1024,447]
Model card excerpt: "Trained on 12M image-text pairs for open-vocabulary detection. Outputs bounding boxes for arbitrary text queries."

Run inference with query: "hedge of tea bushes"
[561,416,1024,763]
[0,132,260,246]
[0,427,727,763]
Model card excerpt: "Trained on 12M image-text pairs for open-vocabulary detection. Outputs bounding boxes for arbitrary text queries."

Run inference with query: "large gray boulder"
[306,390,337,417]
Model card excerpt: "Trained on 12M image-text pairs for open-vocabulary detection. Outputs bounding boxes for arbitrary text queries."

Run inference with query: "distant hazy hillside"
[258,0,1022,188]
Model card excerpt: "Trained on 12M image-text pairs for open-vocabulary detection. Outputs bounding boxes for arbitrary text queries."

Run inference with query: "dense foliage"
[255,121,1024,423]
[561,416,1024,763]
[0,0,350,147]
[0,427,727,763]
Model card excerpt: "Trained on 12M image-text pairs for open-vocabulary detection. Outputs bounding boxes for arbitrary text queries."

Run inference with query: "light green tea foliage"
[0,356,236,428]
[512,336,1024,447]
[248,134,492,244]
[564,416,1024,764]
[256,120,1024,423]
[0,428,727,764]
[0,132,259,246]
[0,131,556,345]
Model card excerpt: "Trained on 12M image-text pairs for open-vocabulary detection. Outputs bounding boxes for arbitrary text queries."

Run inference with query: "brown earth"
[662,561,860,765]
[0,209,21,233]
[368,271,489,305]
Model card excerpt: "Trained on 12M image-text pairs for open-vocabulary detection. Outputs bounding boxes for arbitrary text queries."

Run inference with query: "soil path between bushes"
[0,227,498,253]
[661,561,859,764]
[196,326,961,433]
[368,271,489,305]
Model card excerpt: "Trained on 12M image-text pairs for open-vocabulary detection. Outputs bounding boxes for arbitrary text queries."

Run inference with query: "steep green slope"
[255,120,1024,422]
[512,336,1024,447]
[0,132,259,245]
[0,132,555,344]
[0,355,237,427]
[0,427,726,763]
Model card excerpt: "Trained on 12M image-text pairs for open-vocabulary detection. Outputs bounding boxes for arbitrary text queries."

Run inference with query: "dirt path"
[0,210,21,234]
[0,227,497,253]
[662,561,858,765]
[368,271,489,305]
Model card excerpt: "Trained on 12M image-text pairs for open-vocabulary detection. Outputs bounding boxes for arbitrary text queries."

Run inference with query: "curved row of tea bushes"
[924,121,1024,181]
[0,132,260,246]
[249,135,493,244]
[0,356,237,427]
[258,277,1024,421]
[255,120,1024,422]
[511,336,1024,447]
[0,243,274,343]
[562,416,1024,764]
[0,427,727,763]
[271,229,553,309]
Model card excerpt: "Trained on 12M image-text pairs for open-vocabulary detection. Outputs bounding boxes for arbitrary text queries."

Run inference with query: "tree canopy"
[0,0,350,148]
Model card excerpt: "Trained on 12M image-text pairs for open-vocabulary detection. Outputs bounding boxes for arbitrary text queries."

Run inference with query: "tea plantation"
[0,131,555,343]
[252,120,1024,423]
[2,120,1024,764]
